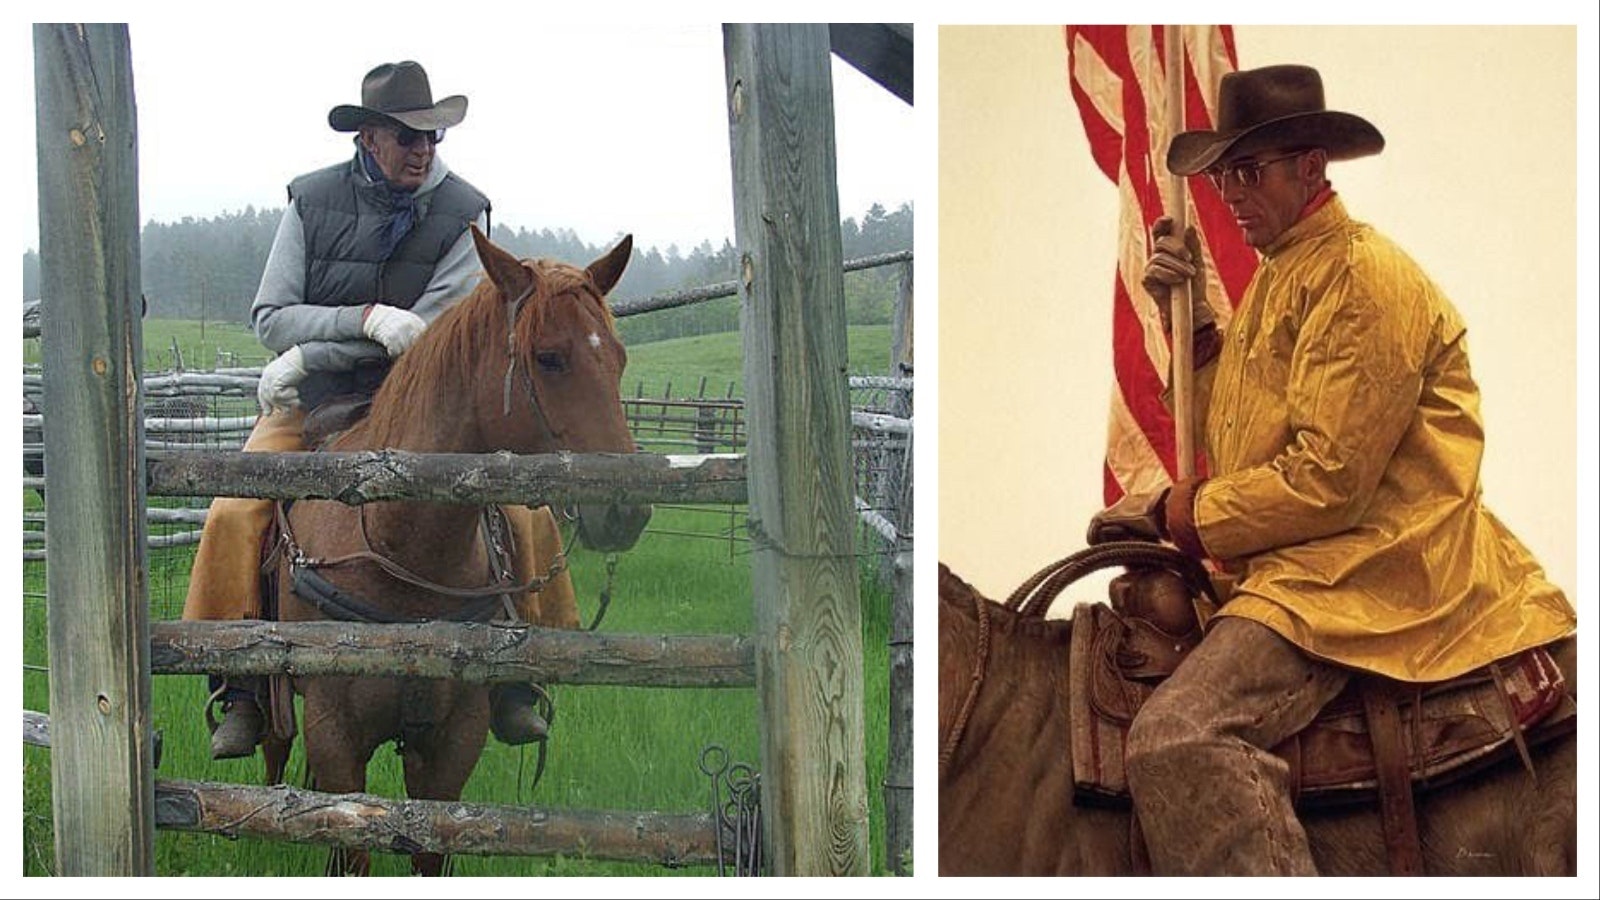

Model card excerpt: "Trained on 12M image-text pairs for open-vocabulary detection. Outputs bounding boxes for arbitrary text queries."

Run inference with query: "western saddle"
[1009,544,1577,876]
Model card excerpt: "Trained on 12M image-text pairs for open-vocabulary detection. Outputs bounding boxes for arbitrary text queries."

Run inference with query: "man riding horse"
[1088,64,1577,875]
[184,60,564,759]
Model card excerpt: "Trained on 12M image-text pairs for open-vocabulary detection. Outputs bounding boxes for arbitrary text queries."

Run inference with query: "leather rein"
[274,498,574,623]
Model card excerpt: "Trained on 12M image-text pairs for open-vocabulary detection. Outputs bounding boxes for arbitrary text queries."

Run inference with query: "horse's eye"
[535,351,568,374]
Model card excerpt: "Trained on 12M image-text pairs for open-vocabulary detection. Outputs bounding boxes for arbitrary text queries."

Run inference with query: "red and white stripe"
[1064,25,1258,505]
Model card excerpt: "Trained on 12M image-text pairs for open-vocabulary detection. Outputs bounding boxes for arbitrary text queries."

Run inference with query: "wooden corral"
[27,22,912,877]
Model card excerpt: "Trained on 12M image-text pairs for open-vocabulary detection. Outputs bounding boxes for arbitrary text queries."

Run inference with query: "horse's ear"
[471,223,534,299]
[586,234,633,297]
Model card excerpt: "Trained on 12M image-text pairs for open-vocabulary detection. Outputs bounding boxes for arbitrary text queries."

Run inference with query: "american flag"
[1064,25,1259,505]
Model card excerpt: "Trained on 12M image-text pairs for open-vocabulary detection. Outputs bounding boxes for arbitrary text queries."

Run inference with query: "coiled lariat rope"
[939,541,1215,783]
[1005,541,1216,619]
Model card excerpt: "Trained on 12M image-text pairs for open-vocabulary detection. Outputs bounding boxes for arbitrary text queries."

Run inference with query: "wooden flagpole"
[1164,25,1195,481]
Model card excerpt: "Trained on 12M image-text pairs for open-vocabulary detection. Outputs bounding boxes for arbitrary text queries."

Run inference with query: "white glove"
[361,304,427,357]
[257,345,307,414]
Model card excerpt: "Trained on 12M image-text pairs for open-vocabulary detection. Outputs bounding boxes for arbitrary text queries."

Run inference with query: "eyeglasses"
[392,126,444,148]
[1202,151,1305,191]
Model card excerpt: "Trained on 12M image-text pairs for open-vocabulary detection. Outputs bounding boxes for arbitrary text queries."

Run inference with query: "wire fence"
[22,252,912,689]
[20,367,911,694]
[21,367,911,561]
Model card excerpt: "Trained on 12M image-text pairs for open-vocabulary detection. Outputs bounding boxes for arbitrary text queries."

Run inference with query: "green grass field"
[24,319,894,402]
[21,319,904,876]
[21,318,269,371]
[22,509,896,876]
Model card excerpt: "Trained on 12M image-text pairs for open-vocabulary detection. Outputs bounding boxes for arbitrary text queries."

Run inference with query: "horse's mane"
[344,257,615,448]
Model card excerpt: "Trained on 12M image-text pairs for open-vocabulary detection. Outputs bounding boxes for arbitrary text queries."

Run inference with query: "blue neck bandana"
[359,146,419,258]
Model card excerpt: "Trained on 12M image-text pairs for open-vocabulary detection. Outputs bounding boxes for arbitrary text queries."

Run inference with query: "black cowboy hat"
[1167,64,1383,176]
[328,60,467,133]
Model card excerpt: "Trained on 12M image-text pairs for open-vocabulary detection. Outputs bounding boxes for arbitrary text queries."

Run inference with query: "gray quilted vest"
[287,154,489,405]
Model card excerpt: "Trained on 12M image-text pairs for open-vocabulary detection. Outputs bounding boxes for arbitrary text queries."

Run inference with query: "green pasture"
[625,324,892,398]
[23,319,895,401]
[20,319,904,876]
[21,318,267,372]
[21,502,897,876]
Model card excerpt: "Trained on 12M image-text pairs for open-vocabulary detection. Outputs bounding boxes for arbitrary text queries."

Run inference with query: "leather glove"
[361,303,427,357]
[257,345,307,414]
[1086,487,1170,545]
[1141,217,1215,335]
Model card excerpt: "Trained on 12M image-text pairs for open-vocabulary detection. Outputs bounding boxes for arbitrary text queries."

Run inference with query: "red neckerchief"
[1300,183,1335,221]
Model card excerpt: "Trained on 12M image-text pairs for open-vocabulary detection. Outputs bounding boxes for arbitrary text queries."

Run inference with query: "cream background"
[937,25,1580,609]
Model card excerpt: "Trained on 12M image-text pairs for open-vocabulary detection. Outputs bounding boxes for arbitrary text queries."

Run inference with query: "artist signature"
[1456,847,1495,860]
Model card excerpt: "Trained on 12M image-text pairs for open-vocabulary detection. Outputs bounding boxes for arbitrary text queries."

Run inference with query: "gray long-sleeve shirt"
[251,152,488,373]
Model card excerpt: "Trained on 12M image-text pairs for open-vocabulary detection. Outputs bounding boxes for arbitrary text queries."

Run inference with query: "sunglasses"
[391,126,444,148]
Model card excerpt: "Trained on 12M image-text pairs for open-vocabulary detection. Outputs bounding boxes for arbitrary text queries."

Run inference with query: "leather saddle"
[300,393,375,449]
[1067,568,1576,873]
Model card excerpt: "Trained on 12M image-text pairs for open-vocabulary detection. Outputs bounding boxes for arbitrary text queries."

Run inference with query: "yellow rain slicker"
[1194,197,1575,682]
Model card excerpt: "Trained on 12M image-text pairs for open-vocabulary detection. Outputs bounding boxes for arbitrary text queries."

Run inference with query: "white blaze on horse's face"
[588,332,602,351]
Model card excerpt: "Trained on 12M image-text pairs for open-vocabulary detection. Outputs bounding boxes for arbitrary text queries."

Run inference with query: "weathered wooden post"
[891,260,913,377]
[886,405,913,874]
[33,23,154,875]
[722,23,870,875]
[885,544,913,873]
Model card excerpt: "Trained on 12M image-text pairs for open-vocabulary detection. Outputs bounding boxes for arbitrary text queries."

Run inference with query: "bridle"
[497,264,621,444]
[501,270,559,439]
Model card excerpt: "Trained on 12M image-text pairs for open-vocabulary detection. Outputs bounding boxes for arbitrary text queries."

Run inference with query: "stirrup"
[206,685,265,760]
[490,683,554,746]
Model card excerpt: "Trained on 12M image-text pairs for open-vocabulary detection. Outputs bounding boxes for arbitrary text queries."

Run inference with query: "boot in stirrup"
[489,682,550,745]
[210,693,266,760]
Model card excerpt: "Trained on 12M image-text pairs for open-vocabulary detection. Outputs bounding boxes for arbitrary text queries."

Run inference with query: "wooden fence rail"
[144,450,748,506]
[23,710,49,747]
[29,719,728,867]
[153,779,720,865]
[606,249,911,318]
[850,411,912,435]
[150,620,755,687]
[21,370,262,394]
[27,395,902,451]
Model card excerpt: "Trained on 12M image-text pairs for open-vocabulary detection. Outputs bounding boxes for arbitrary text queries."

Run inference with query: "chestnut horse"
[273,227,651,875]
[938,563,1578,876]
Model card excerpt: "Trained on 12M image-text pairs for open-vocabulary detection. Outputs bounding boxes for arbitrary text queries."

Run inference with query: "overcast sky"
[13,20,914,256]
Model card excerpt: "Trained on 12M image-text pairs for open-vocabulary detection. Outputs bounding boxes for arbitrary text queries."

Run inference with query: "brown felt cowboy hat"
[328,61,467,133]
[1167,64,1384,176]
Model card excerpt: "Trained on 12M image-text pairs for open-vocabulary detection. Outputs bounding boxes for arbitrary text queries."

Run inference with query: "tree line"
[19,202,912,347]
